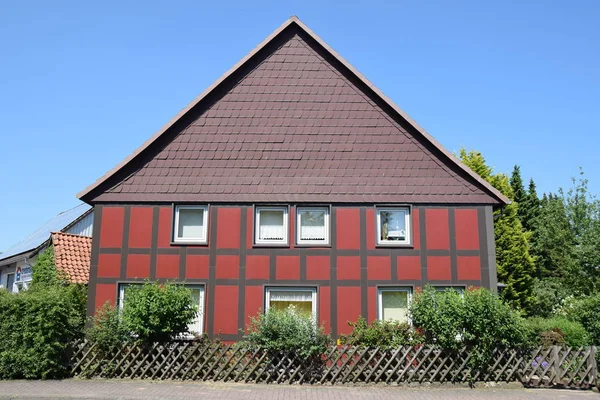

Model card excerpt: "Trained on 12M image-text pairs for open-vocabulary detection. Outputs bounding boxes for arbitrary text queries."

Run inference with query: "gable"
[80,19,507,205]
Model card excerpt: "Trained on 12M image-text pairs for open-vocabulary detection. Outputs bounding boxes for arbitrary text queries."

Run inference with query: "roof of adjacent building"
[51,232,91,284]
[78,16,509,206]
[0,203,92,266]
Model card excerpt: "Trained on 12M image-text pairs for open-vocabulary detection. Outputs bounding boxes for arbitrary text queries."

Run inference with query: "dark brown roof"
[51,232,91,284]
[78,16,508,205]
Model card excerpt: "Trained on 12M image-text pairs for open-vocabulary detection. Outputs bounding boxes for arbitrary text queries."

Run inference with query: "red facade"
[88,204,494,341]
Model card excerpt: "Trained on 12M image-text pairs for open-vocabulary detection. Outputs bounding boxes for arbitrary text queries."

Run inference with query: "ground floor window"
[434,286,465,294]
[378,287,411,323]
[118,283,205,335]
[265,287,317,318]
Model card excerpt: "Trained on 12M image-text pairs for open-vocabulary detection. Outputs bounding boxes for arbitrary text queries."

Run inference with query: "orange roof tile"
[51,232,92,284]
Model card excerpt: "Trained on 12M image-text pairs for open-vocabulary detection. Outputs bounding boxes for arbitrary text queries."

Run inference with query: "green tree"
[521,179,540,233]
[459,149,536,312]
[510,165,527,226]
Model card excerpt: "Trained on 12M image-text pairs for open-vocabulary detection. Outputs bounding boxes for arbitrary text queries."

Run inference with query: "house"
[0,204,93,291]
[77,17,509,341]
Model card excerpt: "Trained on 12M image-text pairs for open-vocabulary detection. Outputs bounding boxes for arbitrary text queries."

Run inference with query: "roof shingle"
[51,232,91,284]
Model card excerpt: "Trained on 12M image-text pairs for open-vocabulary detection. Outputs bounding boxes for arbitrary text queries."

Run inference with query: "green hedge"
[0,287,82,379]
[525,317,590,347]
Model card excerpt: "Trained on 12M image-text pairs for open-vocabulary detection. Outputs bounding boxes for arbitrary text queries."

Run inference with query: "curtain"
[382,291,408,322]
[178,209,204,238]
[269,290,313,302]
[259,210,284,240]
[300,225,326,240]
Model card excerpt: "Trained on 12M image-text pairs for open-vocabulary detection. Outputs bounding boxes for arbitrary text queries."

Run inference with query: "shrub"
[525,317,590,348]
[528,278,572,318]
[410,286,529,378]
[339,316,423,348]
[0,287,80,379]
[565,294,600,345]
[87,303,129,353]
[121,281,198,343]
[243,307,331,359]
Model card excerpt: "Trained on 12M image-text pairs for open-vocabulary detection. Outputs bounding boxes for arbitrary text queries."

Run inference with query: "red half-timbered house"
[78,17,509,341]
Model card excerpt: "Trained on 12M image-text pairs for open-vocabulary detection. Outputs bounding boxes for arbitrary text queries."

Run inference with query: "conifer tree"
[510,166,527,226]
[459,149,536,312]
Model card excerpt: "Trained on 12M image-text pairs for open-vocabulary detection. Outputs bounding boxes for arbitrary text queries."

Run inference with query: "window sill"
[295,243,331,248]
[253,242,290,248]
[170,241,209,246]
[375,243,414,248]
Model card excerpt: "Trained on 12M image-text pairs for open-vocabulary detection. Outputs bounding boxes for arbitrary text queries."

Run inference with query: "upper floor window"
[174,205,208,244]
[255,206,288,245]
[376,207,411,245]
[296,207,329,245]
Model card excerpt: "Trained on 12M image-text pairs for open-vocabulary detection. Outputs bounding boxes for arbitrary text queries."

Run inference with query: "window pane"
[270,300,313,316]
[300,210,326,240]
[188,287,203,334]
[6,274,14,293]
[382,291,409,322]
[178,208,205,239]
[259,210,284,240]
[380,210,406,241]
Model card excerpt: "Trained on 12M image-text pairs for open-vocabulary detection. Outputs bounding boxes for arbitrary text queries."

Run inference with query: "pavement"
[0,380,597,400]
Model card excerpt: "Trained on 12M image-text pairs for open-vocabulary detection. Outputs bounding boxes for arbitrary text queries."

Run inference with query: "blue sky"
[1,0,599,252]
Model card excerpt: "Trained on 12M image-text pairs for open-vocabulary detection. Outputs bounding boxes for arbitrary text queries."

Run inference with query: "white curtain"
[178,209,204,238]
[270,290,313,302]
[382,291,408,322]
[300,225,326,240]
[259,211,284,240]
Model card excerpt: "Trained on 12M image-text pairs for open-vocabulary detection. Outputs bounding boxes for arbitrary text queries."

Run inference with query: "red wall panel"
[367,256,391,281]
[94,283,116,311]
[427,256,451,281]
[99,207,124,248]
[455,209,480,250]
[275,256,300,280]
[412,208,420,250]
[289,206,295,249]
[336,208,360,250]
[157,207,172,248]
[246,255,270,280]
[306,255,330,280]
[126,254,150,278]
[216,255,240,279]
[186,254,209,279]
[156,254,179,279]
[425,209,449,250]
[246,207,253,249]
[319,286,331,334]
[97,254,120,278]
[337,286,361,335]
[128,207,153,248]
[214,286,238,334]
[458,256,481,281]
[397,256,421,280]
[244,286,263,331]
[217,208,240,249]
[336,256,361,281]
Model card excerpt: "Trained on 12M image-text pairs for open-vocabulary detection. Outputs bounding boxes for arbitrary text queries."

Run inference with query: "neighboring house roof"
[78,16,509,206]
[51,232,91,284]
[0,204,92,267]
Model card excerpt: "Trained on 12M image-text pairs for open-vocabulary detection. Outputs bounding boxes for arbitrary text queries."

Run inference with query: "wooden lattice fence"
[70,341,597,388]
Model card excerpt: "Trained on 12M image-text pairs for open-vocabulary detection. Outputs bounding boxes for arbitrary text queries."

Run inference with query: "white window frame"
[434,286,465,295]
[265,287,318,319]
[173,205,208,244]
[296,207,330,245]
[377,287,412,323]
[118,283,205,336]
[255,206,289,245]
[376,207,411,246]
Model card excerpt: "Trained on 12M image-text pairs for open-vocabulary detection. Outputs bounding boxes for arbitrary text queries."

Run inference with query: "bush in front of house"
[565,293,600,346]
[410,286,529,350]
[0,287,80,379]
[525,317,590,348]
[338,316,424,348]
[87,281,198,346]
[242,306,331,359]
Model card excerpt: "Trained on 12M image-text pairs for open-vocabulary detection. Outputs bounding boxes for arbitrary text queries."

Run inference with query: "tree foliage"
[460,150,535,311]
